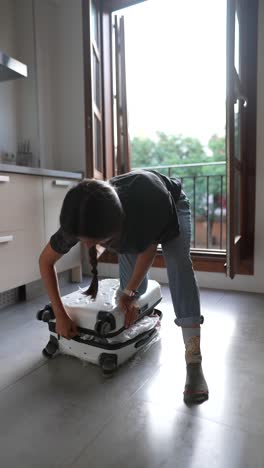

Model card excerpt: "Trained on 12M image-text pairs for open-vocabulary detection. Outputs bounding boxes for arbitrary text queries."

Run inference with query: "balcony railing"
[134,162,227,251]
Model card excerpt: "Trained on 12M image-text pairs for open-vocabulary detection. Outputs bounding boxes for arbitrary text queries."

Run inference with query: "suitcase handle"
[48,321,91,336]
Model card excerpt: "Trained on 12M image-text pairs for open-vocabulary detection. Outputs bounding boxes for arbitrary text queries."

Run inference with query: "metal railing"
[134,162,227,250]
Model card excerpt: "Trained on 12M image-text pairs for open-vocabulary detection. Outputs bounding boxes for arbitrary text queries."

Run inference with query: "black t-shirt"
[50,169,182,255]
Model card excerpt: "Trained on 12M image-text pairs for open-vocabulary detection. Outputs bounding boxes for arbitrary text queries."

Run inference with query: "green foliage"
[130,137,156,168]
[131,132,209,174]
[130,131,226,221]
[208,134,226,161]
[131,131,225,171]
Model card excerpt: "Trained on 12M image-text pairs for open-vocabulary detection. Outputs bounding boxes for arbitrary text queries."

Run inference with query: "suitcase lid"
[62,279,120,313]
[61,279,162,333]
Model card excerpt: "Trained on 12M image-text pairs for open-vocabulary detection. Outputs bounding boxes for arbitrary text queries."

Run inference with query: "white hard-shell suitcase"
[37,279,162,375]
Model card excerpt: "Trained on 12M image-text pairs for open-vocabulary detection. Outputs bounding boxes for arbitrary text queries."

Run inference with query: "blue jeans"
[118,194,203,327]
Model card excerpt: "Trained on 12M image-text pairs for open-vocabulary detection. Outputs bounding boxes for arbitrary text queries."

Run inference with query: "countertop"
[0,163,83,180]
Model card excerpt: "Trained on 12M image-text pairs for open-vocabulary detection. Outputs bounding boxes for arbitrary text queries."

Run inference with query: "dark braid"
[83,246,98,299]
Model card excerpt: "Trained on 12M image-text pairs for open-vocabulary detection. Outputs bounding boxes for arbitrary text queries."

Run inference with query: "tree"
[208,134,226,161]
[130,137,156,168]
[130,131,226,247]
[131,132,208,174]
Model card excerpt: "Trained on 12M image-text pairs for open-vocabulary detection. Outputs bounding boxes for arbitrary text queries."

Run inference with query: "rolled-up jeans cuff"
[174,315,204,327]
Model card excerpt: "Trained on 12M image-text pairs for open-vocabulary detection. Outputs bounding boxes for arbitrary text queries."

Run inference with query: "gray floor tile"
[0,300,43,336]
[71,399,264,468]
[0,314,48,391]
[134,300,264,436]
[204,294,264,343]
[0,365,109,468]
[0,350,159,468]
[1,282,264,468]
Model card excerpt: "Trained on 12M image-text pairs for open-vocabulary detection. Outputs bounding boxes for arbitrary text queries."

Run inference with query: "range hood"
[0,50,28,82]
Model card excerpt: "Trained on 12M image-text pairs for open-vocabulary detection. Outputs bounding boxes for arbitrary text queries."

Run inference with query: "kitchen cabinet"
[0,168,82,294]
[43,177,82,278]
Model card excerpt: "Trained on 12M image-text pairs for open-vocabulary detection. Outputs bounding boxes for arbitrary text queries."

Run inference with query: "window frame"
[83,0,258,275]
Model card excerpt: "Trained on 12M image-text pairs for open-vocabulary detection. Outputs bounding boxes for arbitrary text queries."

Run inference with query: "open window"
[226,0,258,277]
[82,0,258,276]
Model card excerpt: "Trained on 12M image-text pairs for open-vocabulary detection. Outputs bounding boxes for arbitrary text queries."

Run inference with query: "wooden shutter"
[83,0,104,179]
[114,15,131,174]
[226,0,248,278]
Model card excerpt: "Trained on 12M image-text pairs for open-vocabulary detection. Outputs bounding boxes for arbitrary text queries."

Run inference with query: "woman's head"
[60,179,123,243]
[60,179,123,300]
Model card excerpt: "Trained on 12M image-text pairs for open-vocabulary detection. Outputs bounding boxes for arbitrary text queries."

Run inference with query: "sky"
[118,0,227,146]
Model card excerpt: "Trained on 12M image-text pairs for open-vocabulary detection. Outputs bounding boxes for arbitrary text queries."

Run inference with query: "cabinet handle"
[0,175,10,183]
[53,180,71,187]
[0,235,14,243]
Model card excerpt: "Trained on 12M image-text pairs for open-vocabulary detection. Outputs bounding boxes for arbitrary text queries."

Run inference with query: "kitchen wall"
[34,0,85,173]
[34,0,57,169]
[0,0,18,157]
[15,0,40,163]
[0,0,39,165]
[0,0,85,173]
[55,0,85,174]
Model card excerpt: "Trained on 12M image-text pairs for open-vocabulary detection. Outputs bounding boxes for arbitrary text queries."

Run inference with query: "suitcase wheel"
[95,320,112,337]
[36,305,55,322]
[42,348,54,359]
[42,310,53,323]
[99,353,118,376]
[42,338,58,359]
[36,309,44,321]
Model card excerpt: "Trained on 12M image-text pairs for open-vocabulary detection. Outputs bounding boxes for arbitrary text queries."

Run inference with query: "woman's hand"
[119,294,139,329]
[56,314,78,339]
[39,242,79,340]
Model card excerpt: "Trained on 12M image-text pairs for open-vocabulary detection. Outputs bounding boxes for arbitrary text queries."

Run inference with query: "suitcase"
[37,279,162,375]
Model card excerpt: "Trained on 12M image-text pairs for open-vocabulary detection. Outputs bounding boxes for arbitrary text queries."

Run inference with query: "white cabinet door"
[0,174,45,292]
[42,177,81,273]
[0,227,45,293]
[0,173,44,232]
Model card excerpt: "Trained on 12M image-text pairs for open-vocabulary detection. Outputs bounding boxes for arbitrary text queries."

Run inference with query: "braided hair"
[60,179,123,299]
[85,245,98,299]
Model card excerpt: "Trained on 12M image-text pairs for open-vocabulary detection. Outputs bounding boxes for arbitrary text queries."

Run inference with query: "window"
[82,0,258,277]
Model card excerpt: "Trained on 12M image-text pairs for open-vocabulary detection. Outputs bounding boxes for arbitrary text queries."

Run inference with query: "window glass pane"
[93,51,101,110]
[235,10,240,75]
[111,18,118,172]
[234,169,241,237]
[180,174,227,251]
[234,101,241,161]
[91,0,99,45]
[94,115,102,172]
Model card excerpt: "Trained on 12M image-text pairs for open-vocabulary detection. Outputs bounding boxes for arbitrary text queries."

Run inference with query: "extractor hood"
[0,50,28,82]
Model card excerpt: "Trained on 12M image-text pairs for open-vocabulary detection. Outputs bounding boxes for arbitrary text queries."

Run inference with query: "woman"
[39,169,208,404]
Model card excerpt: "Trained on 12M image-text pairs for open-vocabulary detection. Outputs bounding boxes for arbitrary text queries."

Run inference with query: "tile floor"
[1,279,264,468]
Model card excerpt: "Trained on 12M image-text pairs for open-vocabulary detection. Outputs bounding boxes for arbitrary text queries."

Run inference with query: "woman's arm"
[125,243,158,291]
[39,242,78,339]
[119,243,158,328]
